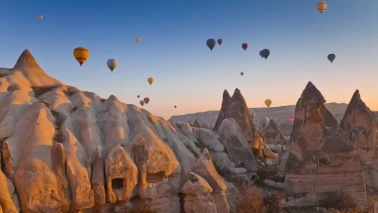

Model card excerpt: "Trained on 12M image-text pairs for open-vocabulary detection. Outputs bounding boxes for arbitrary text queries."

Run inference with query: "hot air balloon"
[217,39,223,45]
[327,54,336,63]
[240,72,244,76]
[147,77,154,85]
[107,59,118,72]
[265,99,272,107]
[259,51,263,58]
[242,43,248,51]
[174,105,177,108]
[261,49,270,60]
[206,39,216,51]
[316,1,327,13]
[137,95,140,98]
[135,37,141,43]
[260,117,269,127]
[73,47,89,66]
[144,97,150,104]
[38,15,43,20]
[140,100,145,106]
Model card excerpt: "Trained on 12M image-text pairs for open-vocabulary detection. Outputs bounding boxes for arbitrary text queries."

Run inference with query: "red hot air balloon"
[242,43,248,51]
[144,97,150,104]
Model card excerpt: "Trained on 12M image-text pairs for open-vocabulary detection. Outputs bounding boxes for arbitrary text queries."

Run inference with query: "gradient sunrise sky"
[0,0,377,119]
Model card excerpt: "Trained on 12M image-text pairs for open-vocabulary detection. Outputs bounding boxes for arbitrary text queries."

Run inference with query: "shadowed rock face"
[262,119,285,145]
[284,82,366,207]
[213,90,231,132]
[192,119,201,128]
[340,90,377,190]
[340,90,376,159]
[0,50,233,213]
[213,88,264,154]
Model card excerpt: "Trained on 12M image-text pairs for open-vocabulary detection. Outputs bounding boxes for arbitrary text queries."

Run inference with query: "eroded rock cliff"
[284,82,366,207]
[340,90,378,190]
[0,50,241,213]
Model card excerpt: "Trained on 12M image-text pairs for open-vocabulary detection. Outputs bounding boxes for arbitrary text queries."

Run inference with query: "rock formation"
[340,90,377,190]
[192,119,201,128]
[262,119,285,146]
[181,172,217,213]
[284,82,366,207]
[212,88,265,158]
[0,50,238,213]
[213,90,231,132]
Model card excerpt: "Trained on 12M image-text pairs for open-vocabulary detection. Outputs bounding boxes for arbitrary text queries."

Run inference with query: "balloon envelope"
[137,95,140,98]
[135,37,141,43]
[107,59,118,72]
[174,105,177,108]
[206,39,216,50]
[242,43,248,50]
[316,1,327,13]
[217,39,223,45]
[73,47,89,66]
[38,15,43,20]
[140,100,144,106]
[147,77,154,85]
[240,72,244,76]
[144,97,150,104]
[261,49,270,59]
[259,51,263,58]
[328,54,336,63]
[265,99,272,107]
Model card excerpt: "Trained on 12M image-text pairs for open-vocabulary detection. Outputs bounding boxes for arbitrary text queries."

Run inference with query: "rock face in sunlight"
[284,82,366,207]
[340,90,377,190]
[0,50,235,213]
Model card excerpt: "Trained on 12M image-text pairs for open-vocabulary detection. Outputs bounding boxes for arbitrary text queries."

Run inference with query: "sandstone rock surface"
[0,50,241,213]
[340,90,378,190]
[284,82,366,207]
[181,172,217,213]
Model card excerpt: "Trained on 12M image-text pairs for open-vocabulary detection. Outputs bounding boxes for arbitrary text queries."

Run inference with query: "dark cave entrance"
[112,178,124,190]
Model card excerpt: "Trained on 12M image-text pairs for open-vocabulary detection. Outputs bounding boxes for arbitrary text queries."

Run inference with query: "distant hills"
[169,103,378,126]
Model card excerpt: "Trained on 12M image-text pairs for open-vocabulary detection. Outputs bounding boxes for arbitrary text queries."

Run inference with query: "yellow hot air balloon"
[38,15,43,20]
[135,37,141,43]
[73,47,89,66]
[147,77,154,85]
[265,99,272,108]
[316,1,327,13]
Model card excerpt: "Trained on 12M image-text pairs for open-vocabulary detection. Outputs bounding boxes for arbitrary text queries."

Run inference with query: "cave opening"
[112,178,124,190]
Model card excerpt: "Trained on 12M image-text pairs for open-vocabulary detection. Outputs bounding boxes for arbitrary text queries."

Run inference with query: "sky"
[0,0,377,119]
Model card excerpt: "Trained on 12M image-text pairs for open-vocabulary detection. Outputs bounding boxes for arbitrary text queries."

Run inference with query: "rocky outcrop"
[262,119,285,145]
[0,50,235,213]
[192,119,201,128]
[0,151,20,213]
[340,90,378,190]
[218,118,258,173]
[212,88,266,158]
[284,82,366,207]
[213,90,231,132]
[181,172,217,213]
[192,149,230,213]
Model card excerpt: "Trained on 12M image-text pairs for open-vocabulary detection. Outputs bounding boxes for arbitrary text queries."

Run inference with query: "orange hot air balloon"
[73,47,89,66]
[316,1,327,13]
[147,77,154,85]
